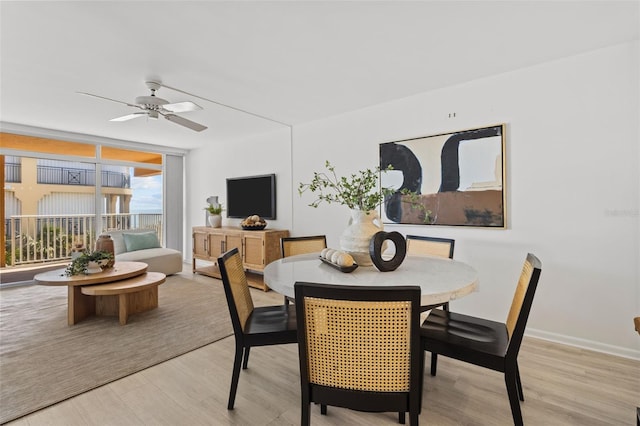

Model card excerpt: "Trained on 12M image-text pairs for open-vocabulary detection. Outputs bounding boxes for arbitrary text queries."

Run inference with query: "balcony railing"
[3,213,162,267]
[37,165,130,188]
[3,163,131,188]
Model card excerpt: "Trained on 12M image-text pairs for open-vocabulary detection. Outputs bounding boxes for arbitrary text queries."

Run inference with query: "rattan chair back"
[304,297,412,392]
[506,254,538,339]
[281,235,327,257]
[219,248,254,332]
[406,235,455,259]
[505,253,543,356]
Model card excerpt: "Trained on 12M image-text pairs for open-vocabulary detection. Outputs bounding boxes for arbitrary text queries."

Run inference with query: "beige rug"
[0,271,232,424]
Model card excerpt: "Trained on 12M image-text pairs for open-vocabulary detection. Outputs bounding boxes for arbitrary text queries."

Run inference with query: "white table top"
[264,253,479,307]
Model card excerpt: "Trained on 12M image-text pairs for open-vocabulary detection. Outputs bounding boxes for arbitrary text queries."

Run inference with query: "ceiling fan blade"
[163,114,207,132]
[77,92,140,109]
[110,112,148,122]
[162,101,202,113]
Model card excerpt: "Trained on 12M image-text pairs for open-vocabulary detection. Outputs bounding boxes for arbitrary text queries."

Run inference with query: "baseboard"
[527,328,640,360]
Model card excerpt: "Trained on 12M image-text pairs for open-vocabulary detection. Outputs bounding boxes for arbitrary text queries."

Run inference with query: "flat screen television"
[226,174,277,219]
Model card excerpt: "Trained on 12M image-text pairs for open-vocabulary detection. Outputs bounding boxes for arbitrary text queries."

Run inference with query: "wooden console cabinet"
[192,226,289,291]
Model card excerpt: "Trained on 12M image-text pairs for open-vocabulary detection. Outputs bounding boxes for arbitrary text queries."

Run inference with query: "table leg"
[118,293,128,325]
[68,286,95,325]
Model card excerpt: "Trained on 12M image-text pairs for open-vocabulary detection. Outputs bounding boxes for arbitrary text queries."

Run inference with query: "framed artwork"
[379,124,506,228]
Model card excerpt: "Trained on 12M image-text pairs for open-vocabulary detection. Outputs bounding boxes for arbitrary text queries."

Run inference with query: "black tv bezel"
[225,173,277,220]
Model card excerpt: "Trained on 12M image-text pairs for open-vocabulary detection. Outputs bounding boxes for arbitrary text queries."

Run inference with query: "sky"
[130,173,163,214]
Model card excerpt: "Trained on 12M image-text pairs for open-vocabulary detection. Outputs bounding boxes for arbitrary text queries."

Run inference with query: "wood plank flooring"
[7,281,639,425]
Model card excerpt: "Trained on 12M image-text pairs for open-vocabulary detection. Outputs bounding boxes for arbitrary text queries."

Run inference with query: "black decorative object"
[369,231,407,272]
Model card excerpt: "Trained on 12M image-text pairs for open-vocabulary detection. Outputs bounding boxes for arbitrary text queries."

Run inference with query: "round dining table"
[263,253,479,308]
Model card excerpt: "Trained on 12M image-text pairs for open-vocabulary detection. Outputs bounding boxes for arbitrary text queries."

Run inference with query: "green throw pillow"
[123,232,161,252]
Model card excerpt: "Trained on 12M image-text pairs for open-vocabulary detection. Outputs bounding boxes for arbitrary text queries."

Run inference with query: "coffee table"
[34,261,166,325]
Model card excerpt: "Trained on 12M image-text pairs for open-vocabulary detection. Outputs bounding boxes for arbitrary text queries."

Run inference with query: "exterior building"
[4,156,132,217]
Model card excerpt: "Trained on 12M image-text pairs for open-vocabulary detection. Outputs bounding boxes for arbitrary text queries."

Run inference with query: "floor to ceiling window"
[1,133,164,272]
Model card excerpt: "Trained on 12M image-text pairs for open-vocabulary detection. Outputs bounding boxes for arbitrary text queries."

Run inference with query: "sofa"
[107,228,183,276]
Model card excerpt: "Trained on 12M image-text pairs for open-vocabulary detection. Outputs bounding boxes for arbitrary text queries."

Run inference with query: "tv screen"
[226,174,276,219]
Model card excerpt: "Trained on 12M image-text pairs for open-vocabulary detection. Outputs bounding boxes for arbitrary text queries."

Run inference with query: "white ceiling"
[1,1,638,151]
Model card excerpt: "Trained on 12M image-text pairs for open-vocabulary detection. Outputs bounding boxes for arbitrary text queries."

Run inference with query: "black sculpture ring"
[369,231,407,272]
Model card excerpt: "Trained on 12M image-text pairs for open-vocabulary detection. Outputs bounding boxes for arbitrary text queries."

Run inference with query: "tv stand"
[192,226,289,291]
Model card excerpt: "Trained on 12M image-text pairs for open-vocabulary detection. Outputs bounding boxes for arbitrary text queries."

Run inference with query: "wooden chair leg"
[228,344,243,409]
[398,411,406,424]
[430,352,438,376]
[505,368,524,426]
[320,404,327,415]
[242,347,251,369]
[515,362,524,401]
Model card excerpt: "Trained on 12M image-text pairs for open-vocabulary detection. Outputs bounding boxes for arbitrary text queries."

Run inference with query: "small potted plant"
[205,203,224,228]
[65,250,115,276]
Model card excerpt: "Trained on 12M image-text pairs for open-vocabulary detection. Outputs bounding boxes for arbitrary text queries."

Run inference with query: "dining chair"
[218,248,298,410]
[406,235,455,259]
[406,235,456,374]
[280,235,327,305]
[406,235,455,313]
[294,282,422,425]
[421,253,542,426]
[281,235,327,258]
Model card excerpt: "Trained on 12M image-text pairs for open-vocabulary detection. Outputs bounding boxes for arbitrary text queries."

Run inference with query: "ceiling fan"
[78,81,207,132]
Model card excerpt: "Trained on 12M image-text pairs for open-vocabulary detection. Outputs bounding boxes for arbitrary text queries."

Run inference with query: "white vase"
[208,214,222,228]
[339,209,384,266]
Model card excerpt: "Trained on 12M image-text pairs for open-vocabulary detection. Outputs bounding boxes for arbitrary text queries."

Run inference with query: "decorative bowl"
[241,223,267,230]
[319,256,359,273]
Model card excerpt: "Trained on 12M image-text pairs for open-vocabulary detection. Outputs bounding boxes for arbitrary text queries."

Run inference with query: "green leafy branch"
[298,161,395,211]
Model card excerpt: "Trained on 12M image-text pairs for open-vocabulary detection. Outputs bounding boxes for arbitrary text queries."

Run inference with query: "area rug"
[0,271,232,424]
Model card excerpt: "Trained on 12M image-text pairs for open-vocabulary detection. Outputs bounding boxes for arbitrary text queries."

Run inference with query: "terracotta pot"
[95,234,115,268]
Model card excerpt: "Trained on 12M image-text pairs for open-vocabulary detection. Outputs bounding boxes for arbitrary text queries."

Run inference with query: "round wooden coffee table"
[35,261,166,325]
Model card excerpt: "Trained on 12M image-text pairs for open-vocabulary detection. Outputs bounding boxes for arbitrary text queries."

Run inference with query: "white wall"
[187,41,639,358]
[186,126,293,236]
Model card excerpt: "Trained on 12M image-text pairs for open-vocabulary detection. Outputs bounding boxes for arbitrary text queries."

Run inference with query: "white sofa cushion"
[106,229,183,276]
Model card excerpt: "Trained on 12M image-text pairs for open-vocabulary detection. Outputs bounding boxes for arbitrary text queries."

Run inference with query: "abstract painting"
[380,124,506,228]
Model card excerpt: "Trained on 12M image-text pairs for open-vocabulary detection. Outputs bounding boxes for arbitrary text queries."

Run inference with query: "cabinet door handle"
[221,241,225,253]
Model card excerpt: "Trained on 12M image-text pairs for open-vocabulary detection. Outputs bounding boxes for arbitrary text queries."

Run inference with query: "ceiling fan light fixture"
[148,111,159,120]
[135,95,168,107]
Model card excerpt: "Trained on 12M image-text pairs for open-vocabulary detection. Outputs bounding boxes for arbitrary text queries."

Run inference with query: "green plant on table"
[204,203,224,215]
[65,250,114,276]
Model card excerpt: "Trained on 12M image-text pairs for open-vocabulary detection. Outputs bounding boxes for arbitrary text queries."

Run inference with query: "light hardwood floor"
[7,282,639,426]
